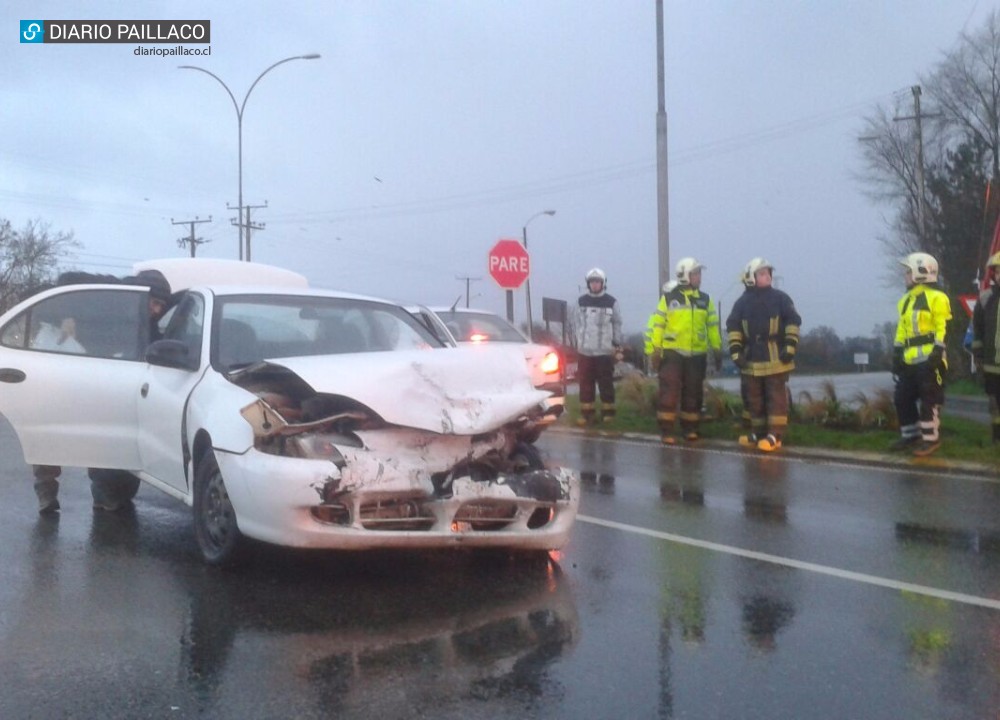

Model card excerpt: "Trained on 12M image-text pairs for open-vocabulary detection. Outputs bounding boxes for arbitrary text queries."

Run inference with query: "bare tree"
[857,102,926,254]
[922,9,1000,183]
[858,11,1000,289]
[0,218,78,313]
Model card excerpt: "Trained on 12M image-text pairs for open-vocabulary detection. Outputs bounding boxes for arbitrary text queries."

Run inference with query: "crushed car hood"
[242,345,550,435]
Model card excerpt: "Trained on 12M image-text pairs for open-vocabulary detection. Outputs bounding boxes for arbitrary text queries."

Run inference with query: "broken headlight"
[289,432,363,467]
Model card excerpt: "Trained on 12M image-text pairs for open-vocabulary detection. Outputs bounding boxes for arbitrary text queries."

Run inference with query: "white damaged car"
[0,259,579,564]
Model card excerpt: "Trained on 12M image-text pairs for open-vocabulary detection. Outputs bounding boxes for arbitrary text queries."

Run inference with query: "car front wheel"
[193,450,246,566]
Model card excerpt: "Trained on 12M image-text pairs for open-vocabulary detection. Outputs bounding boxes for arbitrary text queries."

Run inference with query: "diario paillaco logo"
[20,20,44,43]
[19,20,210,44]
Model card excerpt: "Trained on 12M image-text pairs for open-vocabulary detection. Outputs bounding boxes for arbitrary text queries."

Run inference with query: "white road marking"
[578,514,1000,611]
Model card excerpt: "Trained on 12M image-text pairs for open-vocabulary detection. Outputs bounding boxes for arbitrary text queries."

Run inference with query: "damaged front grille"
[452,501,519,531]
[358,497,436,531]
[311,496,558,533]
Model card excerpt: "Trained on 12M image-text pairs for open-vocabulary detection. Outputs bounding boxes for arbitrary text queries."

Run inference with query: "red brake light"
[469,333,489,343]
[541,351,560,375]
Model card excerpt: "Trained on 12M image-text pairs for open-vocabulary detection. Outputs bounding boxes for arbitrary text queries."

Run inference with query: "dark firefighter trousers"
[985,373,1000,443]
[657,351,707,434]
[894,361,944,442]
[578,354,616,419]
[744,371,790,440]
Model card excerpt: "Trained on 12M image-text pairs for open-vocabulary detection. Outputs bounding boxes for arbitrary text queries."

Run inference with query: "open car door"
[0,285,150,470]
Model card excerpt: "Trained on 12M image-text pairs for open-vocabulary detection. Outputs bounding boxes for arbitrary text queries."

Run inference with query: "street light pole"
[179,54,320,261]
[522,209,556,342]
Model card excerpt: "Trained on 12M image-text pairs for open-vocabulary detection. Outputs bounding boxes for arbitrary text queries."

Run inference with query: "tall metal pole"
[656,0,670,292]
[912,85,927,243]
[522,209,556,341]
[179,54,320,261]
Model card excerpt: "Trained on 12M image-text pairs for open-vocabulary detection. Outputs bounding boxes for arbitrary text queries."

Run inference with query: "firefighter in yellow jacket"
[891,252,952,456]
[650,258,722,443]
[645,281,676,375]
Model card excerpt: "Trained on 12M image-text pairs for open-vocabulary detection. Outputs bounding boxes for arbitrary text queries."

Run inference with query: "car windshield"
[436,311,526,344]
[213,294,443,369]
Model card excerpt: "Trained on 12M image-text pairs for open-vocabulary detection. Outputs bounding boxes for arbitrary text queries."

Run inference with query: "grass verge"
[561,376,999,466]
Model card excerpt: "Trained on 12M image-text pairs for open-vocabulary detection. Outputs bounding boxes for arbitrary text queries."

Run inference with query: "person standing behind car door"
[890,252,951,456]
[573,268,623,425]
[32,269,173,514]
[650,258,722,444]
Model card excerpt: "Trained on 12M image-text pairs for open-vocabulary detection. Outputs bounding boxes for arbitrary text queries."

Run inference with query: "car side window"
[0,289,147,360]
[161,292,205,366]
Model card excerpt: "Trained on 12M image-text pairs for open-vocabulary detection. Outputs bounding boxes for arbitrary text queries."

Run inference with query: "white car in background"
[0,259,579,565]
[428,307,565,436]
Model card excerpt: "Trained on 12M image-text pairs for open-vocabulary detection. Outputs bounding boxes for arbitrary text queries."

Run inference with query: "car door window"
[161,292,205,366]
[0,289,146,360]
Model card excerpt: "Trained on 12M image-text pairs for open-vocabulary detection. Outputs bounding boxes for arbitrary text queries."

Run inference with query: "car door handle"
[0,368,26,383]
[140,382,149,398]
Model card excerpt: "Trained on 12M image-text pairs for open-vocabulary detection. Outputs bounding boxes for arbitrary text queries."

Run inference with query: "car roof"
[132,258,308,293]
[203,285,398,303]
[428,306,510,318]
[129,258,404,305]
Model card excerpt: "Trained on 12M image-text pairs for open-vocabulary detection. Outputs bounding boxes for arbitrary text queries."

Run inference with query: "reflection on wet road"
[542,432,1000,719]
[2,415,1000,718]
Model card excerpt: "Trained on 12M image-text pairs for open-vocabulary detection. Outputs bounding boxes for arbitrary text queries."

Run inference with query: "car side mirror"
[146,339,198,371]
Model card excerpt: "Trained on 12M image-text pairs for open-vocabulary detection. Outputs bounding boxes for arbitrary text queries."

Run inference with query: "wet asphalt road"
[2,416,1000,719]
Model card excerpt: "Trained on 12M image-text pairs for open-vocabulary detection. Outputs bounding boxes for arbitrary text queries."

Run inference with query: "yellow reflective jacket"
[643,312,657,356]
[650,286,722,356]
[894,284,951,365]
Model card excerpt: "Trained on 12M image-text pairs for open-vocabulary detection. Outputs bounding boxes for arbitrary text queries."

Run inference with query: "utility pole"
[244,201,268,262]
[455,275,481,308]
[655,0,670,292]
[894,85,940,244]
[172,216,212,258]
[228,201,268,262]
[226,201,243,260]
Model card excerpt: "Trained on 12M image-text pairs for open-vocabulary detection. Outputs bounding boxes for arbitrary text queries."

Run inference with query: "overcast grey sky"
[2,1,993,339]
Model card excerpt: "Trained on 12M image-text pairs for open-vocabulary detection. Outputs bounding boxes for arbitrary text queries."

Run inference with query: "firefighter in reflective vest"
[650,258,722,443]
[725,258,801,453]
[891,252,951,456]
[972,251,1000,442]
[645,281,676,375]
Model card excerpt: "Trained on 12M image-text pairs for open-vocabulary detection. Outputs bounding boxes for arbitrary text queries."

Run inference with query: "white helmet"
[585,267,607,292]
[661,280,678,294]
[675,257,703,286]
[742,257,774,287]
[900,252,938,283]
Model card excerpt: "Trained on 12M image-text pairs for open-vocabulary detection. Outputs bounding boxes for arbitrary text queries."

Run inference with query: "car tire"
[193,450,246,566]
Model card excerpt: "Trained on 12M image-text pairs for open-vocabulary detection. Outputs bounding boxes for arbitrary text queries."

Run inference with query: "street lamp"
[522,209,556,341]
[179,53,320,261]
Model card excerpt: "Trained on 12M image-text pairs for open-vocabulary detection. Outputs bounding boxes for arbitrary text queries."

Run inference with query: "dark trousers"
[578,354,615,418]
[986,373,1000,442]
[895,362,944,441]
[744,372,790,439]
[657,352,707,433]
